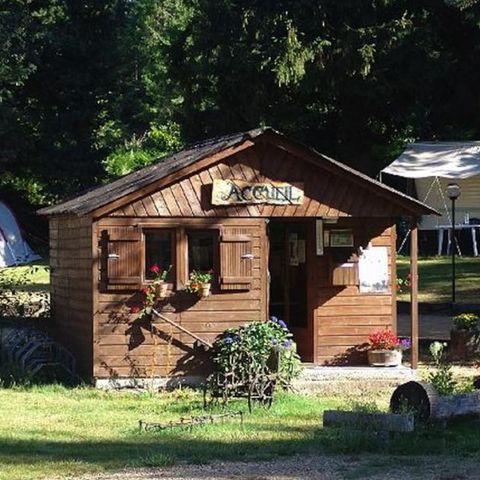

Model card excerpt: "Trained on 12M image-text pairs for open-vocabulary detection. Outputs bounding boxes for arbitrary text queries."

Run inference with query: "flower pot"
[367,349,402,367]
[155,282,169,299]
[449,329,478,360]
[198,283,211,298]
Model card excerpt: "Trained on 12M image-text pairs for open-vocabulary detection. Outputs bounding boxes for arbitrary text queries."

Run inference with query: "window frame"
[141,227,177,289]
[185,227,220,290]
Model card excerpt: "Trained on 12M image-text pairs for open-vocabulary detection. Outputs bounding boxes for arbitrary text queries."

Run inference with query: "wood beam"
[410,218,419,369]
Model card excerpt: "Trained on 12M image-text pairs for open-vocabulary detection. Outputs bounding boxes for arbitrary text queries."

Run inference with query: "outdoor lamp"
[447,182,461,304]
[447,183,461,201]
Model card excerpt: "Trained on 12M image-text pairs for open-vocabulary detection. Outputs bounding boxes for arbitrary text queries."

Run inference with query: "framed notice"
[329,229,354,247]
[315,219,324,255]
[358,245,389,293]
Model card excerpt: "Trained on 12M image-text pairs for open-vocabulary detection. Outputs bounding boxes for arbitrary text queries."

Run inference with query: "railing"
[151,308,213,349]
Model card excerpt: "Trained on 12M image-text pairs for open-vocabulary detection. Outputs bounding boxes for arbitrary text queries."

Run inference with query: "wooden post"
[410,218,419,370]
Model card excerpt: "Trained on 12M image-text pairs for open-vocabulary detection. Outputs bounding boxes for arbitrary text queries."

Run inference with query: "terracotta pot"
[198,283,211,298]
[449,329,478,360]
[155,282,169,299]
[367,349,402,367]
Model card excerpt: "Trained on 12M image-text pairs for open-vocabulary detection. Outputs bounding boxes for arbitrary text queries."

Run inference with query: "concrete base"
[95,376,205,390]
[95,366,417,391]
[299,365,417,382]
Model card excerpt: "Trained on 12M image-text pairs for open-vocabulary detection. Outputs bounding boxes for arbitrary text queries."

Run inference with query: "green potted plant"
[149,264,172,298]
[367,329,404,367]
[450,313,479,360]
[185,269,214,298]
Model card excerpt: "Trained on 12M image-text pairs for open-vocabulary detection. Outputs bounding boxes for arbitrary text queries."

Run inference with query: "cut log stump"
[390,380,480,422]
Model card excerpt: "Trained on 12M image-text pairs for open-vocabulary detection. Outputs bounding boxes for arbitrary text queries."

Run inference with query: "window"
[144,229,175,282]
[187,230,217,273]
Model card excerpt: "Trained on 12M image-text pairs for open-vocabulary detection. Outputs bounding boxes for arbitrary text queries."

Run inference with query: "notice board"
[358,245,389,293]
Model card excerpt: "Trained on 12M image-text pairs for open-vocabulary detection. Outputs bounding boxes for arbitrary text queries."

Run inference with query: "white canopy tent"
[382,142,480,230]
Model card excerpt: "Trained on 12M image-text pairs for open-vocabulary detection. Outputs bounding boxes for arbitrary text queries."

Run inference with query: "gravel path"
[79,454,478,480]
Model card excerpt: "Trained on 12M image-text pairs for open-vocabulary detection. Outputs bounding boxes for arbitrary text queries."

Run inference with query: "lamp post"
[447,183,461,304]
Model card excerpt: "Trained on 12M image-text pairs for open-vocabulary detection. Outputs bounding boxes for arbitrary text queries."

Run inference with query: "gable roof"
[38,127,438,217]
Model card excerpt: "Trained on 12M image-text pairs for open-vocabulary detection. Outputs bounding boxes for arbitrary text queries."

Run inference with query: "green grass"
[0,386,479,480]
[0,260,49,292]
[397,255,480,303]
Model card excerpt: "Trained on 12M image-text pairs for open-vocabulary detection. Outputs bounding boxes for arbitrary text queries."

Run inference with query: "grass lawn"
[0,260,49,292]
[397,255,480,304]
[0,385,479,480]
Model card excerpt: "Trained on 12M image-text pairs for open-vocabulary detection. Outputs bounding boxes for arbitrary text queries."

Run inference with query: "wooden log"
[390,381,480,422]
[390,381,439,423]
[323,410,414,433]
[434,391,480,420]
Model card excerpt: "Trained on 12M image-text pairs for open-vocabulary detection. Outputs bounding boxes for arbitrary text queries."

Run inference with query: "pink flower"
[149,264,161,274]
[130,305,141,314]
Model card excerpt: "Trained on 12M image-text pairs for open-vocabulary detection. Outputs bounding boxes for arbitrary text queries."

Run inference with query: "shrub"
[212,317,301,389]
[428,341,456,395]
[453,313,479,331]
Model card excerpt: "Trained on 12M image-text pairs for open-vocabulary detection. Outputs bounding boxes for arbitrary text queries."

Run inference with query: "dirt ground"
[80,454,479,480]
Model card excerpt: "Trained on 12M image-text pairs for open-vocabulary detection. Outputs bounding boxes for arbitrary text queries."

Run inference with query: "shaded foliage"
[2,0,480,214]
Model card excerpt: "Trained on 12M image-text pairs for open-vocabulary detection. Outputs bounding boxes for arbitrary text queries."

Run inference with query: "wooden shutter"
[99,227,141,290]
[219,228,254,290]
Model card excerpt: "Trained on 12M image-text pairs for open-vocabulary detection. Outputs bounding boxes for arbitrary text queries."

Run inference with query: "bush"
[213,317,301,389]
[453,313,479,331]
[428,341,456,395]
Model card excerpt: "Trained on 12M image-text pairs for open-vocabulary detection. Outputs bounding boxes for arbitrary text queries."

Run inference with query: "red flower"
[368,329,399,350]
[141,287,150,295]
[130,305,141,314]
[149,264,161,274]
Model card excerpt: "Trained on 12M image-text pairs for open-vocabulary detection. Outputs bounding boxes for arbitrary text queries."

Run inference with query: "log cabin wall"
[91,142,400,377]
[92,217,267,379]
[49,216,93,377]
[316,218,396,365]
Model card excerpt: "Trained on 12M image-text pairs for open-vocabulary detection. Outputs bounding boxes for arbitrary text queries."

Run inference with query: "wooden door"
[268,221,313,361]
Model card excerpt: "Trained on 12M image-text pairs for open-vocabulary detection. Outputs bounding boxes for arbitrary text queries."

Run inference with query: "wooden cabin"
[39,128,436,386]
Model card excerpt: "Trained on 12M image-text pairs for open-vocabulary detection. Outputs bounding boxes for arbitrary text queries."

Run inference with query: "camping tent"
[381,142,480,230]
[0,201,41,267]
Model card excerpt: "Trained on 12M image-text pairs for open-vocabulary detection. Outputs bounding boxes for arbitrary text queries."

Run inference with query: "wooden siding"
[92,217,267,378]
[50,216,93,377]
[108,144,406,219]
[316,218,396,365]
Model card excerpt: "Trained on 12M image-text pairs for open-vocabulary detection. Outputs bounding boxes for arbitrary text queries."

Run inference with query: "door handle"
[241,254,254,260]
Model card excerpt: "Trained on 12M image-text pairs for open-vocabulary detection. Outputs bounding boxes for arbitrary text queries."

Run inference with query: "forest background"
[2,0,480,235]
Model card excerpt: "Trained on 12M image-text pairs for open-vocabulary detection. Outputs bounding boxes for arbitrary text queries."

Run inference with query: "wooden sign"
[211,179,304,206]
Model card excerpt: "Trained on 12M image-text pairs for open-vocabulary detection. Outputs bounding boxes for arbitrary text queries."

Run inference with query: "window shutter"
[99,227,141,290]
[219,228,254,290]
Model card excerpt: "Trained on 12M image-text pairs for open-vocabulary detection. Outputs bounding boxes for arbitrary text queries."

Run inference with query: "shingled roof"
[38,127,438,217]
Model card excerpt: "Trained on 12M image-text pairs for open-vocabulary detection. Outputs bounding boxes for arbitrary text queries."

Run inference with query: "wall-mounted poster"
[358,245,389,293]
[329,229,354,247]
